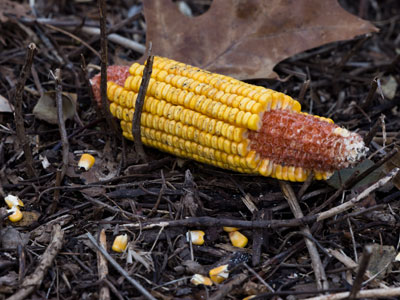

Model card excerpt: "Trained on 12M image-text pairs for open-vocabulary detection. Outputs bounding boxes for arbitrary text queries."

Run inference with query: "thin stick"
[132,46,153,161]
[13,43,37,177]
[280,181,329,290]
[54,69,69,180]
[86,232,157,300]
[317,168,399,222]
[364,114,384,146]
[348,245,373,299]
[361,77,378,110]
[97,229,110,300]
[98,0,120,137]
[309,148,398,215]
[121,215,318,230]
[6,225,64,300]
[43,23,101,59]
[209,273,248,300]
[304,287,400,300]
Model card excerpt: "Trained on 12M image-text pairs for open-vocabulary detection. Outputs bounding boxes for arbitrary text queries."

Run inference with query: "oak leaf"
[142,0,377,79]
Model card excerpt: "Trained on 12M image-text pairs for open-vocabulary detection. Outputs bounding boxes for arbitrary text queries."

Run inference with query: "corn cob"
[91,56,367,182]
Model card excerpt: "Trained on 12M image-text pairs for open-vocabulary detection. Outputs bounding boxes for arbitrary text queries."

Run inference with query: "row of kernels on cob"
[108,91,247,143]
[130,56,301,112]
[120,76,262,131]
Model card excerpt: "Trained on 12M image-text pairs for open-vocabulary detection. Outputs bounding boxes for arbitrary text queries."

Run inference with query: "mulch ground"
[0,1,399,299]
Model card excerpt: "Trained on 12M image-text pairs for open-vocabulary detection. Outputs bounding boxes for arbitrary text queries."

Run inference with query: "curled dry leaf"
[33,91,77,124]
[0,94,13,113]
[143,0,377,79]
[0,0,31,23]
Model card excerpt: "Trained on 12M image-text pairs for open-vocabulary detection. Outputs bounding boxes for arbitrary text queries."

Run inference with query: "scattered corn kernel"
[4,194,24,209]
[209,264,229,283]
[229,231,248,248]
[112,234,128,253]
[78,153,95,171]
[7,206,23,222]
[190,274,213,286]
[223,226,239,232]
[186,230,205,245]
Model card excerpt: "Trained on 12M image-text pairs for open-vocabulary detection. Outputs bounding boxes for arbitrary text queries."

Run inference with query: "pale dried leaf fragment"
[33,91,76,124]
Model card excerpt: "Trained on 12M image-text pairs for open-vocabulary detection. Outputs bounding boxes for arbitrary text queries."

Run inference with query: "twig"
[309,148,398,215]
[364,114,385,146]
[327,248,387,289]
[348,245,373,299]
[280,181,329,291]
[361,77,378,111]
[86,232,157,300]
[132,46,153,161]
[148,170,166,217]
[304,287,400,300]
[298,79,310,102]
[243,262,274,292]
[79,26,146,54]
[97,229,110,300]
[297,171,314,199]
[53,69,69,180]
[43,23,100,58]
[68,11,143,59]
[13,43,37,177]
[98,0,121,138]
[122,215,318,230]
[209,273,248,300]
[6,225,64,300]
[317,168,399,222]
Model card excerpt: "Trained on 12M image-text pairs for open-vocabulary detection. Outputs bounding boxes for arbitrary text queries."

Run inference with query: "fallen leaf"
[383,146,400,190]
[31,215,72,244]
[0,227,30,249]
[0,271,18,287]
[381,76,398,100]
[366,244,396,279]
[143,0,377,79]
[12,211,41,227]
[0,0,31,23]
[0,94,13,112]
[327,159,384,189]
[33,91,76,124]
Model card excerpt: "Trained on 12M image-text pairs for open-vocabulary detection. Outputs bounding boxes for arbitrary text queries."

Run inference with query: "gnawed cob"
[91,56,367,182]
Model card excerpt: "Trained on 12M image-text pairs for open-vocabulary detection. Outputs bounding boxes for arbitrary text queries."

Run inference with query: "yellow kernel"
[223,227,239,232]
[229,231,248,248]
[209,265,229,284]
[190,274,213,286]
[281,166,289,181]
[5,195,24,209]
[129,62,141,75]
[292,100,301,112]
[295,167,308,182]
[247,114,260,131]
[258,159,272,177]
[241,112,252,127]
[112,234,128,253]
[245,151,259,169]
[288,166,296,182]
[8,206,23,222]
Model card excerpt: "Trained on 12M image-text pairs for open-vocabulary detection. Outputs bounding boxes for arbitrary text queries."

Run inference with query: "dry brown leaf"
[143,0,377,79]
[0,0,31,23]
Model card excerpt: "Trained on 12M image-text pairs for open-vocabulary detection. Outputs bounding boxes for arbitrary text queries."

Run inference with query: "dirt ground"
[0,1,399,299]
